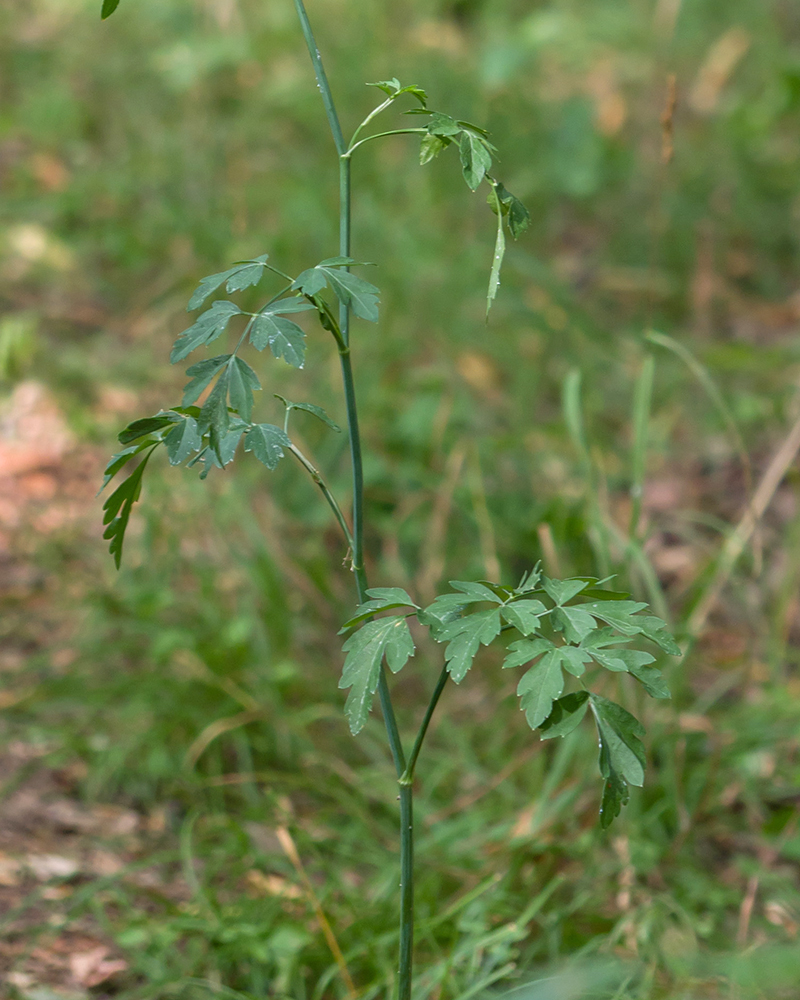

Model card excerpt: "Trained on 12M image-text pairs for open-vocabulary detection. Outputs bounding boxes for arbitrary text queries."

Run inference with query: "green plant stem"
[344,128,426,158]
[400,665,449,786]
[288,443,354,553]
[293,5,414,995]
[292,0,345,157]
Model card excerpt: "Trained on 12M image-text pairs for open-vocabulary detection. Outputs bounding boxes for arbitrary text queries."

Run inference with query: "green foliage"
[340,615,415,734]
[342,569,676,822]
[292,258,381,323]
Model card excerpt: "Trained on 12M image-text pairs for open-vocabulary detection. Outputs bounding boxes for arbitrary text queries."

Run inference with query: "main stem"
[292,3,413,997]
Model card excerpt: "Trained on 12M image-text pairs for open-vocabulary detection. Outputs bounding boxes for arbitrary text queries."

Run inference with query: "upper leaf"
[171,301,242,364]
[367,79,427,106]
[339,616,415,734]
[187,255,269,311]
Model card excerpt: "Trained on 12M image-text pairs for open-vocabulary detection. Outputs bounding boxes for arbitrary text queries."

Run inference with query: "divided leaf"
[171,301,241,364]
[552,605,596,644]
[436,608,501,683]
[244,423,290,471]
[590,694,647,828]
[542,577,590,606]
[102,446,157,568]
[187,255,269,311]
[491,182,531,239]
[500,599,546,636]
[164,416,202,466]
[419,133,451,164]
[292,263,380,323]
[250,307,308,368]
[228,356,261,422]
[539,691,590,740]
[339,616,415,734]
[341,588,419,630]
[367,79,427,106]
[182,355,231,406]
[100,440,155,491]
[118,413,180,446]
[459,130,492,190]
[516,648,564,729]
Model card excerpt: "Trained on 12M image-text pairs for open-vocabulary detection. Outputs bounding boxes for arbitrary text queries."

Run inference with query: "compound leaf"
[171,301,241,364]
[250,313,306,368]
[244,423,290,471]
[539,691,590,740]
[182,355,231,406]
[517,648,565,729]
[339,616,415,734]
[437,608,501,683]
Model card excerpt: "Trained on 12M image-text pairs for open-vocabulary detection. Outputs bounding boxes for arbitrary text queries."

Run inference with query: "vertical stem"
[399,784,413,1000]
[292,0,345,157]
[293,4,413,995]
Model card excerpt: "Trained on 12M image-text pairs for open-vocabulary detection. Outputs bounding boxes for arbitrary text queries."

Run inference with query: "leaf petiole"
[344,128,427,159]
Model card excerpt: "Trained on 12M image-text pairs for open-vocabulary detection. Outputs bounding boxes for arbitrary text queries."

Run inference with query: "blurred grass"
[2,0,800,997]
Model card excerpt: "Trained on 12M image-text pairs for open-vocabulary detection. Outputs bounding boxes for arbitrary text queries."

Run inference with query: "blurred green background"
[2,0,800,997]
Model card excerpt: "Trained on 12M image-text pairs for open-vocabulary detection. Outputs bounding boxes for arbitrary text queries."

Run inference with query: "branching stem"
[293,4,413,997]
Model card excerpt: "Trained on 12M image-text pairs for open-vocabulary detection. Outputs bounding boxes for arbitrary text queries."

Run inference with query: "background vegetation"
[1,0,800,997]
